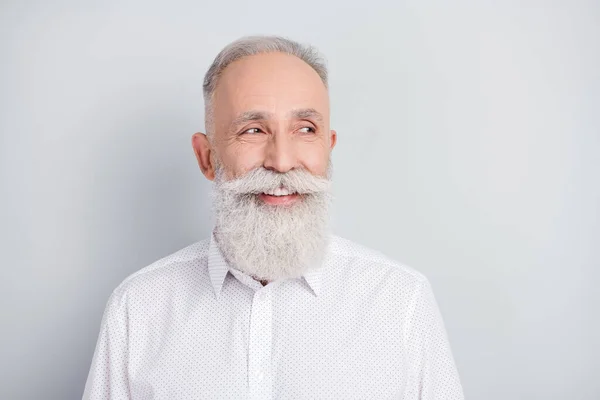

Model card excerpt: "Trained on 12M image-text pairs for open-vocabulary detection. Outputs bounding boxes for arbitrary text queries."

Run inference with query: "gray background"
[1,0,598,399]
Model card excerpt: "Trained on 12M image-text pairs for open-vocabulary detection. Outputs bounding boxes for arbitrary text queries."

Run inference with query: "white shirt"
[83,232,464,399]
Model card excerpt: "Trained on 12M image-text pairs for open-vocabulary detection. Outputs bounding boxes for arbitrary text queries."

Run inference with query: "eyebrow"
[289,108,324,123]
[229,108,324,132]
[229,110,272,131]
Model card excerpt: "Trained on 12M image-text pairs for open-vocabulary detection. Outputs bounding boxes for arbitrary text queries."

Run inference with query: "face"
[192,52,337,206]
[192,51,337,281]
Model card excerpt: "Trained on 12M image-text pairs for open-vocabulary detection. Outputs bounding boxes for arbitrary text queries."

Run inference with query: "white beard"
[211,163,333,281]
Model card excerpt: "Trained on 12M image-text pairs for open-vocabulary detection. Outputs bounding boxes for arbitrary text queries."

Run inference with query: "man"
[83,36,464,399]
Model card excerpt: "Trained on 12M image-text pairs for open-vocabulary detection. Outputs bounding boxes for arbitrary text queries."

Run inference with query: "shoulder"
[108,238,211,305]
[328,234,429,290]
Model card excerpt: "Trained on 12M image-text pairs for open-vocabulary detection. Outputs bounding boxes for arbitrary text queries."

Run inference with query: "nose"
[263,132,297,174]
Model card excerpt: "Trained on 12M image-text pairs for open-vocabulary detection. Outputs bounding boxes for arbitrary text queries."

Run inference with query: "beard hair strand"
[211,165,332,281]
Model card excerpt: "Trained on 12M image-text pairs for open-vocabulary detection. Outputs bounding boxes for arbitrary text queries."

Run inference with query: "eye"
[298,126,316,134]
[241,127,264,135]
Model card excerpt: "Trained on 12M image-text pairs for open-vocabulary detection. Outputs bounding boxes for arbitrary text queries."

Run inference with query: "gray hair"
[202,35,328,137]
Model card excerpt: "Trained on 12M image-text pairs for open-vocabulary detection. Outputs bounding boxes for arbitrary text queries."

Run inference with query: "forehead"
[212,52,329,120]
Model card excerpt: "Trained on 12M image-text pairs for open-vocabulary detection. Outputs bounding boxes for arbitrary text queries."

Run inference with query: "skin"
[191,52,337,206]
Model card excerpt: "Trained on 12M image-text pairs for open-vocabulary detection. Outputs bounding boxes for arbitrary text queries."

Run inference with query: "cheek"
[297,141,330,175]
[222,143,265,176]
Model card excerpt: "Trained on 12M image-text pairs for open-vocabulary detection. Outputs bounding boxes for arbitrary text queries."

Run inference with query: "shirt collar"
[207,231,324,298]
[207,232,230,299]
[302,267,323,297]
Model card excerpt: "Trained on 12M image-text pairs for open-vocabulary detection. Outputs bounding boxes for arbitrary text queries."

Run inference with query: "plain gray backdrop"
[1,0,599,399]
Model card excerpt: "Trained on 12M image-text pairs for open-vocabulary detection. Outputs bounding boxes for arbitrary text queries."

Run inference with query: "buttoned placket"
[248,285,273,400]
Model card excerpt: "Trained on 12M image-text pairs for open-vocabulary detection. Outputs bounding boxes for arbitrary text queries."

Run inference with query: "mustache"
[215,166,331,195]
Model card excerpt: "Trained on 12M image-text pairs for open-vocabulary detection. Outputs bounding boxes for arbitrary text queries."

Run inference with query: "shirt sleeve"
[82,288,131,400]
[403,278,465,400]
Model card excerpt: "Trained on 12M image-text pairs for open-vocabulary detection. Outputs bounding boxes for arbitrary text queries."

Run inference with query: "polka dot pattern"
[83,232,464,399]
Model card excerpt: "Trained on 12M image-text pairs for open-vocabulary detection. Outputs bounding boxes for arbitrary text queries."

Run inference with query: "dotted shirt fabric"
[83,232,464,399]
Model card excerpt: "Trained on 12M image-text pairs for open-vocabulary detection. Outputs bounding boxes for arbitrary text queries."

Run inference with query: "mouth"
[258,187,301,206]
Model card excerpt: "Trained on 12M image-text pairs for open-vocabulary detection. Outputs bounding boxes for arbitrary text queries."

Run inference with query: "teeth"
[275,187,288,196]
[264,187,294,196]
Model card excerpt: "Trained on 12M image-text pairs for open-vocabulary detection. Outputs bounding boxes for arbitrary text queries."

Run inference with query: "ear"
[191,132,215,181]
[329,129,337,151]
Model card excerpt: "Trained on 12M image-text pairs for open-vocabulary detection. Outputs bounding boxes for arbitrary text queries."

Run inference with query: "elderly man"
[83,36,464,399]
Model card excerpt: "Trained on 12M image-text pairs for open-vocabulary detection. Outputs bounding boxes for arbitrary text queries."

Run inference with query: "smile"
[258,188,300,205]
[263,187,296,196]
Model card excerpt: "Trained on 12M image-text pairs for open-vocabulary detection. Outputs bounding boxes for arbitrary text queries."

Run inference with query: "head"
[191,36,337,281]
